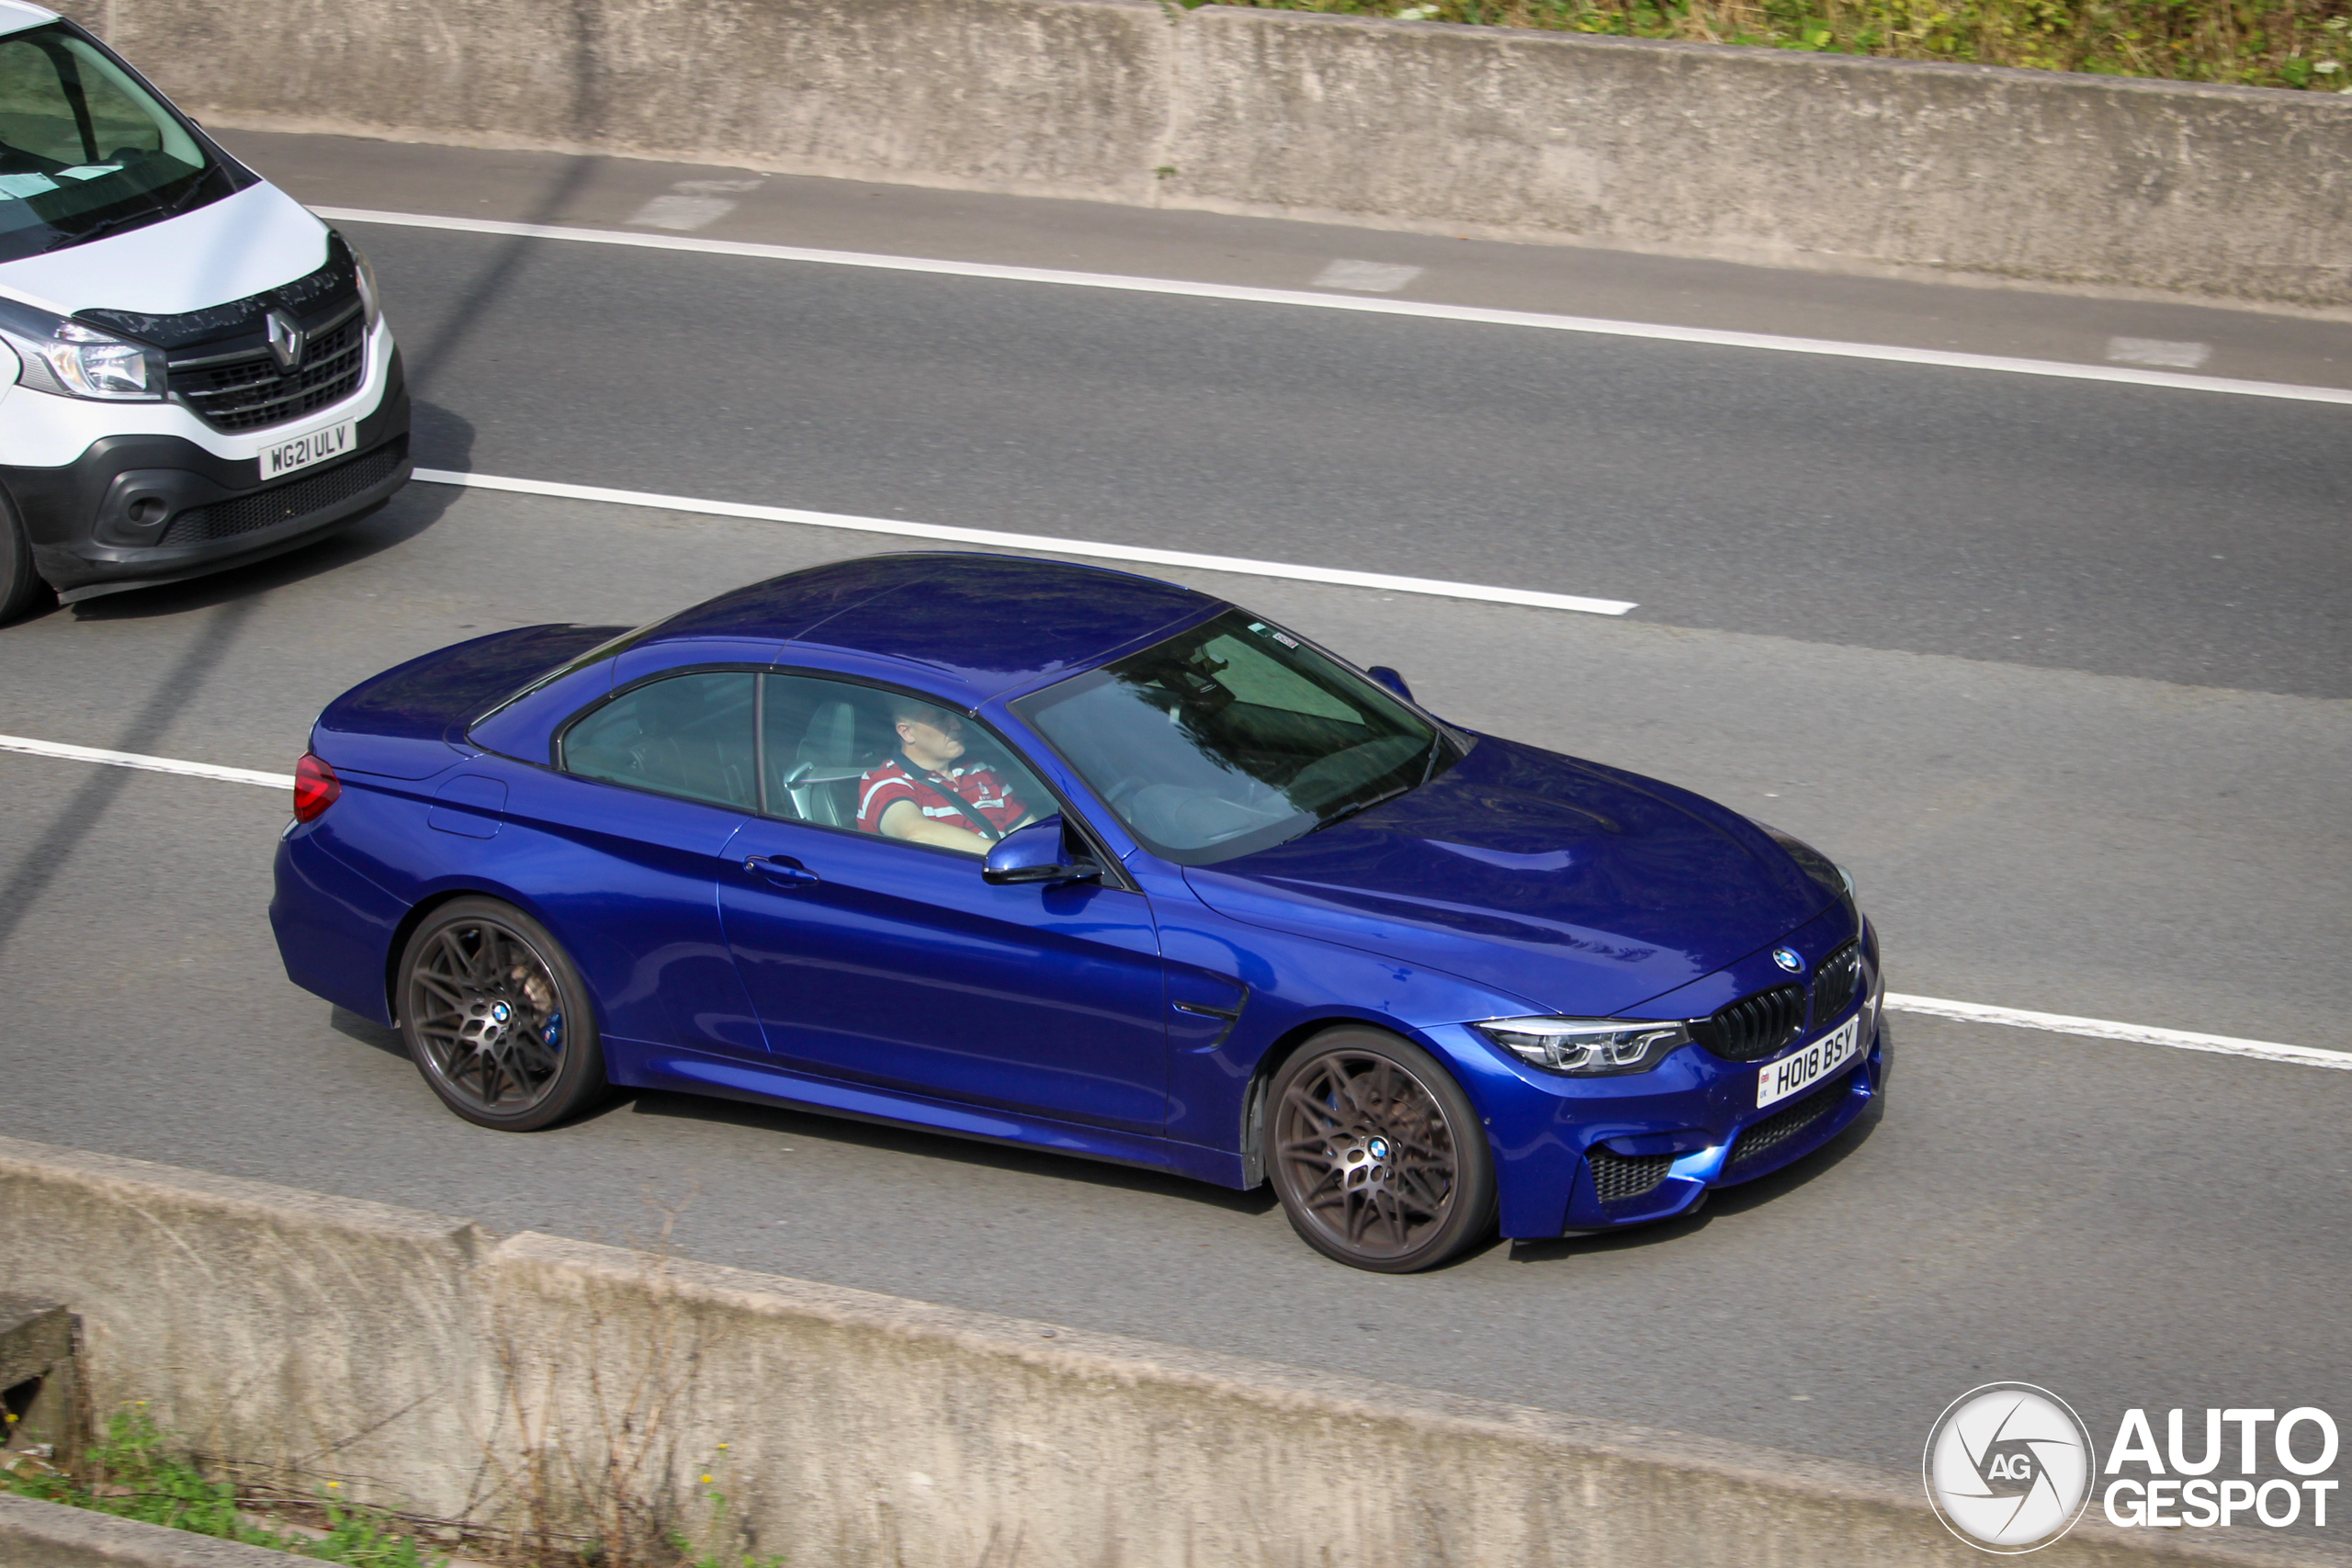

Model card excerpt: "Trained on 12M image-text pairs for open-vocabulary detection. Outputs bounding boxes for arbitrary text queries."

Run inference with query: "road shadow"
[1507,1087,1888,1265]
[397,152,608,394]
[628,1086,1283,1218]
[328,1007,406,1059]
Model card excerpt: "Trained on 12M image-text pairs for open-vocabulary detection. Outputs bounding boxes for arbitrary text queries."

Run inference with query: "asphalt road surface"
[1,133,2346,1499]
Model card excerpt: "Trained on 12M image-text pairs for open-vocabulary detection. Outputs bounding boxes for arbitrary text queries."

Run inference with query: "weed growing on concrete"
[449,1201,784,1568]
[464,1260,692,1563]
[667,1449,785,1568]
[1196,0,2352,92]
[0,1404,447,1565]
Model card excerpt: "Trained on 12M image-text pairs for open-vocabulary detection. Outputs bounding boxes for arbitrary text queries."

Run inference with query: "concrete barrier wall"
[0,1141,486,1513]
[0,1134,2327,1567]
[1168,11,2352,306]
[61,0,1176,206]
[47,0,2352,307]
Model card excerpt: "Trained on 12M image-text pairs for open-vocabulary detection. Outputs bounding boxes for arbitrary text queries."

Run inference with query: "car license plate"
[261,419,355,479]
[1757,1014,1860,1109]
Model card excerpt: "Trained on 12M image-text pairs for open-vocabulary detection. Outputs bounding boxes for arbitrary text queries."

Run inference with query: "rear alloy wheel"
[397,898,607,1131]
[0,492,51,626]
[1265,1028,1495,1272]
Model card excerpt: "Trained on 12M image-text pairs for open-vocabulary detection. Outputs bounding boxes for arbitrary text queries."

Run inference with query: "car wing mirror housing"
[1367,665,1413,702]
[982,814,1102,886]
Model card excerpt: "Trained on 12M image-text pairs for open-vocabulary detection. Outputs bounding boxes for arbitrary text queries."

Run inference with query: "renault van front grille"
[168,310,366,434]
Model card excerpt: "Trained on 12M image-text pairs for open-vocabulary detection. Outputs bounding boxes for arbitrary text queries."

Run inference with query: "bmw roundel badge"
[1772,946,1804,974]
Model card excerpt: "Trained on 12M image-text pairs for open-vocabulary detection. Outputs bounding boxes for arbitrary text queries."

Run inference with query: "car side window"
[563,671,757,810]
[758,672,1050,855]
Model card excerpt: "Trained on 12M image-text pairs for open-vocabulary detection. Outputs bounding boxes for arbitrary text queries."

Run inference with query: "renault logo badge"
[1772,946,1804,974]
[265,309,306,370]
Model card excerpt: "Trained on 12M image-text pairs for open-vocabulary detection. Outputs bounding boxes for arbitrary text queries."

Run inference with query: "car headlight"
[0,298,165,401]
[1758,822,1856,904]
[1473,1017,1690,1077]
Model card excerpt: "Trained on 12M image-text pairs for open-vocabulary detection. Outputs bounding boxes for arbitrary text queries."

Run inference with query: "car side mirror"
[982,815,1102,886]
[1367,665,1414,702]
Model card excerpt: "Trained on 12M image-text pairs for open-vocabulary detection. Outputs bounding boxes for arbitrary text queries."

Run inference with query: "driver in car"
[857,697,1035,854]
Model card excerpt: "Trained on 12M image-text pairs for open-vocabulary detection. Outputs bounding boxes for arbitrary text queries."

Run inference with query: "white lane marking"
[2107,336,2212,370]
[317,206,2352,407]
[1884,993,2345,1069]
[0,729,2339,1068]
[1314,258,1424,293]
[627,194,738,231]
[0,732,294,790]
[409,467,1642,617]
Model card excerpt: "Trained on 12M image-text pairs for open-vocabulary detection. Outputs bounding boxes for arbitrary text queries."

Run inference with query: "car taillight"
[293,752,340,822]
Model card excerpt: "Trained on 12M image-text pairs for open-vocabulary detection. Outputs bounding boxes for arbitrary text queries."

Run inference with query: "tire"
[1263,1026,1496,1273]
[395,897,608,1132]
[0,492,51,626]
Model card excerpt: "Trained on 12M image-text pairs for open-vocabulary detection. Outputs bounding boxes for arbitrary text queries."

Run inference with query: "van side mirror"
[1367,666,1413,702]
[982,815,1102,886]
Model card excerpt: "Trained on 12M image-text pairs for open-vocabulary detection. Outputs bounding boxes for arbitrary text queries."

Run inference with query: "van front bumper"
[5,353,411,602]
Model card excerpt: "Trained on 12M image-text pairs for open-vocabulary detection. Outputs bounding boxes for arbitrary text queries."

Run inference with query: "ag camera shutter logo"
[1924,1382,2095,1552]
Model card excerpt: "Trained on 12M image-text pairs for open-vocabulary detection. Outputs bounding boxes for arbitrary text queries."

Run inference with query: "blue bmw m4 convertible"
[272,553,1883,1272]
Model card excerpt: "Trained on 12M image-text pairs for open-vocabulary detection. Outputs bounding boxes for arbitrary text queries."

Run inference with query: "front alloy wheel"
[1265,1028,1495,1272]
[397,898,606,1131]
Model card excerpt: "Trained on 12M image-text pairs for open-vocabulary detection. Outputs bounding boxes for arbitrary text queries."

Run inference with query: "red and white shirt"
[857,758,1030,839]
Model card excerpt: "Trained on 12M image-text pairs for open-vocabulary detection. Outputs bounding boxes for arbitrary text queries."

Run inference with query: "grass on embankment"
[4,1404,786,1568]
[2,1407,445,1565]
[1196,0,2352,94]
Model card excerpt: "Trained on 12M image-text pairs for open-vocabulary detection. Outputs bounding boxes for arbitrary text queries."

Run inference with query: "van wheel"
[1264,1027,1496,1272]
[0,495,51,625]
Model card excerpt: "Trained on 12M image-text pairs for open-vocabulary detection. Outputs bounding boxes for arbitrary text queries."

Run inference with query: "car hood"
[1182,736,1832,1018]
[0,181,325,317]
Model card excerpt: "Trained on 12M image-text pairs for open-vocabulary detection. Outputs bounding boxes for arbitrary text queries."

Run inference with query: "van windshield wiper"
[43,200,168,252]
[41,169,209,253]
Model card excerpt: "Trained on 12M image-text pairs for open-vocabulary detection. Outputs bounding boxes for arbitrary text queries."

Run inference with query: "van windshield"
[0,23,236,264]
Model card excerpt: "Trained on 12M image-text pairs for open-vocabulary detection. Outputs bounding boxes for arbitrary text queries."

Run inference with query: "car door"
[509,667,767,1061]
[717,671,1170,1135]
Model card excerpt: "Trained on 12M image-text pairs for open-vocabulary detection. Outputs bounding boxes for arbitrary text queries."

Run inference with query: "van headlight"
[1473,1017,1690,1076]
[0,299,164,401]
[348,239,381,331]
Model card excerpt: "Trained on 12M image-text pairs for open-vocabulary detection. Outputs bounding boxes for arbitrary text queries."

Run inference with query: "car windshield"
[0,24,232,263]
[1012,610,1463,865]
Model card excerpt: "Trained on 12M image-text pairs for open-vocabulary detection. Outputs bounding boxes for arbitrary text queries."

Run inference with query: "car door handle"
[744,854,820,888]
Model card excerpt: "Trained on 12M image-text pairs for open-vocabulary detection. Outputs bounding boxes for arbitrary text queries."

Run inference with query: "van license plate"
[262,420,355,479]
[1757,1014,1860,1109]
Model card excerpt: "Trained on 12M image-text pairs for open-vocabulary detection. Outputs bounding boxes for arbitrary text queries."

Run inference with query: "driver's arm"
[876,797,993,855]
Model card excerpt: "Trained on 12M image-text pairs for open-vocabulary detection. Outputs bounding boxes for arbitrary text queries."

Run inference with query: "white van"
[0,2,408,622]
